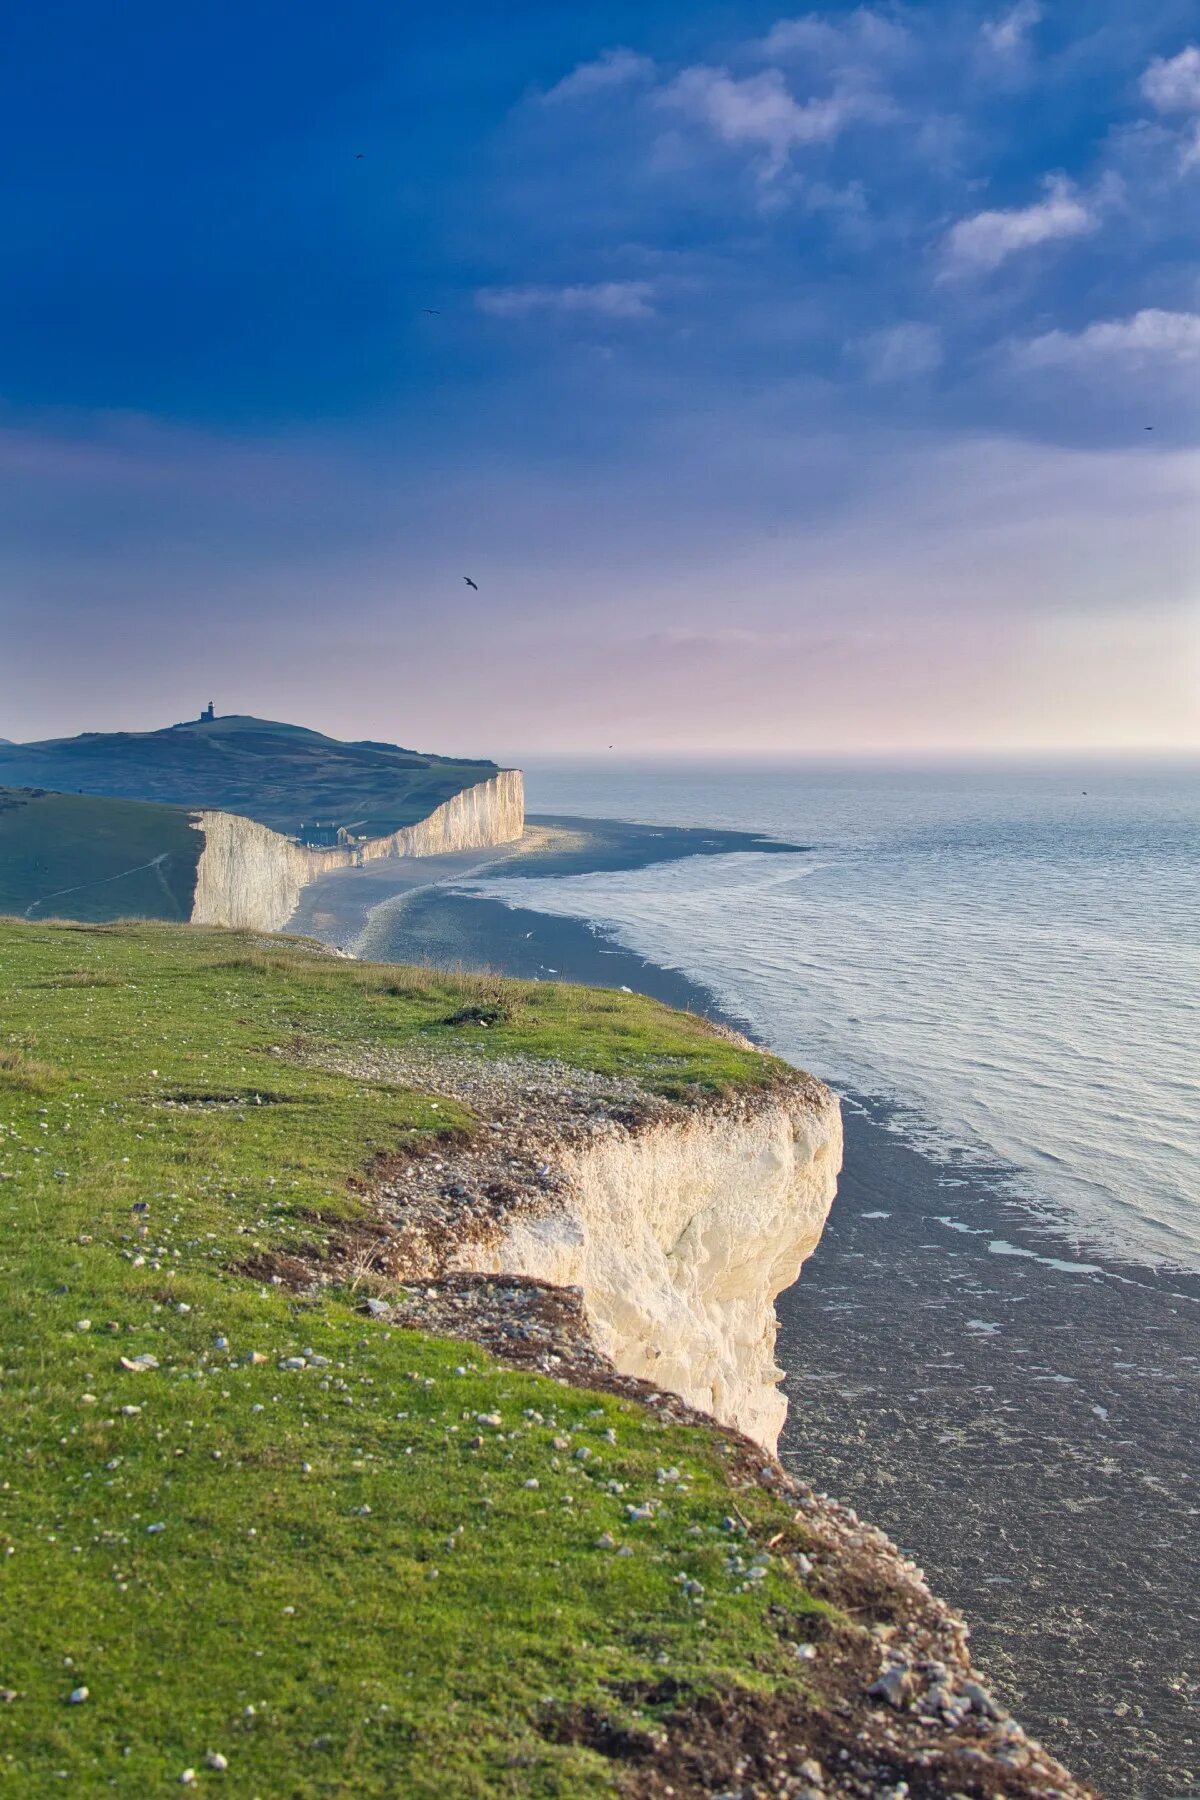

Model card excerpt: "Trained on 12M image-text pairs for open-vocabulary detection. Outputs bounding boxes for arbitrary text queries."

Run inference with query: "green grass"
[0,790,201,923]
[0,922,820,1796]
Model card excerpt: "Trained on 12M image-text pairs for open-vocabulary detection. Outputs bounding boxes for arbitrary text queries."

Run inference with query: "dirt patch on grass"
[33,970,122,988]
[439,1000,514,1027]
[233,1248,327,1287]
[152,1088,302,1110]
[0,1049,58,1092]
[605,1667,1086,1800]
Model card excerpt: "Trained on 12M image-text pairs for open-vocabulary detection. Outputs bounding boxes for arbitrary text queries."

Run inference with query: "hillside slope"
[0,714,498,838]
[0,788,200,921]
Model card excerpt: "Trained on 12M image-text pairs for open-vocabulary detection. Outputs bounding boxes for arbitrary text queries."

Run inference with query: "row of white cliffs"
[189,769,524,933]
[458,1077,843,1453]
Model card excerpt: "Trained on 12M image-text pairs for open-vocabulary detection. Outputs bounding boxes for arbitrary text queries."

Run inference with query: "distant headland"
[0,711,523,929]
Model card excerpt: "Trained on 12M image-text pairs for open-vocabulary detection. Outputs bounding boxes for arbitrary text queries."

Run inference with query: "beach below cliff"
[287,813,808,954]
[287,817,1199,1800]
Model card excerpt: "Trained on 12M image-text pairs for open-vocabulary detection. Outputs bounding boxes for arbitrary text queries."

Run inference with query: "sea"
[465,758,1200,1272]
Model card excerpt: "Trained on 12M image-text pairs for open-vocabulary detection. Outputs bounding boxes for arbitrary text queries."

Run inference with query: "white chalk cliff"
[190,769,524,932]
[454,1079,842,1452]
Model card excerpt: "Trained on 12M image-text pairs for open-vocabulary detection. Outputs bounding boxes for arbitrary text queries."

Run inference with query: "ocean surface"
[467,759,1200,1271]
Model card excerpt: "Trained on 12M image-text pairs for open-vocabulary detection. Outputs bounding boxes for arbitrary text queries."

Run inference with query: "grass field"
[0,922,821,1796]
[0,790,201,923]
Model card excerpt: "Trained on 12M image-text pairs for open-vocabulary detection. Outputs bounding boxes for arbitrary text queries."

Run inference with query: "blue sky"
[2,0,1198,753]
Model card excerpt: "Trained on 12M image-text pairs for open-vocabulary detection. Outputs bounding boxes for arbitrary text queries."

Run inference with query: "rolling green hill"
[0,715,497,839]
[0,789,202,922]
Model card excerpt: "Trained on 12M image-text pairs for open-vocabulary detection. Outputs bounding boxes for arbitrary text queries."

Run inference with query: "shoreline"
[286,813,809,959]
[287,821,1198,1800]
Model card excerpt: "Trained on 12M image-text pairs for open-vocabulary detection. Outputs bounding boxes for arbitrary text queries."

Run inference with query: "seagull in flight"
[423,308,441,315]
[463,576,479,591]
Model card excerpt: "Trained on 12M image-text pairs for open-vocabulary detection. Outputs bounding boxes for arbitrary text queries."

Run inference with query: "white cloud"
[940,176,1097,276]
[541,48,657,104]
[761,9,911,66]
[475,281,657,321]
[980,0,1042,60]
[658,66,858,179]
[1014,308,1200,367]
[855,322,943,381]
[1140,46,1200,114]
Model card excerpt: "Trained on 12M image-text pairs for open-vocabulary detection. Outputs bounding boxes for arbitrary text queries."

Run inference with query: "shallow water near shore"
[473,759,1200,1273]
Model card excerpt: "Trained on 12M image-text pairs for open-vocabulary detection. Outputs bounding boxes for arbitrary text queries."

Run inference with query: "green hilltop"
[0,714,498,840]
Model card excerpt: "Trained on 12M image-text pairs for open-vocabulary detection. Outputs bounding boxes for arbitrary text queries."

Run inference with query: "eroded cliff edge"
[189,767,524,931]
[474,1085,842,1451]
[291,1036,839,1451]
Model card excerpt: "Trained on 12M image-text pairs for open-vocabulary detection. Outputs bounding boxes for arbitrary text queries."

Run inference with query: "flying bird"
[463,576,479,591]
[355,153,364,160]
[423,308,441,315]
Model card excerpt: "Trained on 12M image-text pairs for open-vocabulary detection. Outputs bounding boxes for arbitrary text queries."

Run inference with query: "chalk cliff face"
[189,811,341,934]
[190,769,524,931]
[453,1082,843,1452]
[360,768,524,863]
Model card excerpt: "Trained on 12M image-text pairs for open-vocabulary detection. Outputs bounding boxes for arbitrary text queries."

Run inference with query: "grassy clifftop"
[0,922,817,1797]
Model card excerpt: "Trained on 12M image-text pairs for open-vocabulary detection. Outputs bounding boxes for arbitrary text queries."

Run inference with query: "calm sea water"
[468,760,1200,1270]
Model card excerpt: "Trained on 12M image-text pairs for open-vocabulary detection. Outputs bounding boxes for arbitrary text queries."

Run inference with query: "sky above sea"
[1,1,1198,754]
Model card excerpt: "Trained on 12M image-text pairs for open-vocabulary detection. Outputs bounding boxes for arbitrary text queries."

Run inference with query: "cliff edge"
[297,1034,840,1451]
